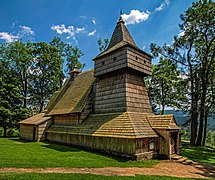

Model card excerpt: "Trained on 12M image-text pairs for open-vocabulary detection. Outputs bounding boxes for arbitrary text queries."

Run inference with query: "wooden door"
[170,132,177,154]
[170,137,175,154]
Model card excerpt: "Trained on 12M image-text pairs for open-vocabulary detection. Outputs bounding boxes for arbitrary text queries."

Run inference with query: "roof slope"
[44,91,60,112]
[94,17,152,59]
[146,114,181,130]
[46,112,158,138]
[19,113,51,125]
[108,17,136,49]
[47,70,95,115]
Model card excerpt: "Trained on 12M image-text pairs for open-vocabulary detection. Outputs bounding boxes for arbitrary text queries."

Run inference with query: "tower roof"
[107,16,136,49]
[94,16,152,60]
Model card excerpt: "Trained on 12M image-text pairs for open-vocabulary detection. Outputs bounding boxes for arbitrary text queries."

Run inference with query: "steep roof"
[46,112,158,138]
[47,70,95,115]
[108,17,136,49]
[94,17,152,60]
[19,113,51,125]
[146,114,181,130]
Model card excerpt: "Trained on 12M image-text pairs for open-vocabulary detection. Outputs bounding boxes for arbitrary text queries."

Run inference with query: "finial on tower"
[117,10,125,24]
[120,9,123,16]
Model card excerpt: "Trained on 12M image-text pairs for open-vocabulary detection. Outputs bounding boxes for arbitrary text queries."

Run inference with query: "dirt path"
[0,160,214,179]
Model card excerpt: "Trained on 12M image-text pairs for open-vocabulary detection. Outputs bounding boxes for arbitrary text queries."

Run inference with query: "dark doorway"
[33,127,36,141]
[170,132,177,154]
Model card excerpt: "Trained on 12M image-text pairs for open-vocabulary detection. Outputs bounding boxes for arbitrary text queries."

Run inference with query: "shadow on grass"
[9,137,32,143]
[41,142,81,152]
[182,142,215,166]
[181,142,215,179]
[41,141,131,163]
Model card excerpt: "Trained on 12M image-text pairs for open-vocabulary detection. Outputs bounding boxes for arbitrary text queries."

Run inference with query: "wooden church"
[19,16,181,160]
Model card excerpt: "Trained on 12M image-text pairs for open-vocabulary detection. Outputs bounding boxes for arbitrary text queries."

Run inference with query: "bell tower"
[93,16,152,114]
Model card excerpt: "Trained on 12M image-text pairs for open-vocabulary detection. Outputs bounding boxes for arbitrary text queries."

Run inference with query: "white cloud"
[20,25,34,35]
[51,24,75,37]
[88,30,96,36]
[75,27,85,33]
[51,24,86,41]
[92,20,96,25]
[0,32,19,42]
[154,0,170,12]
[121,10,149,25]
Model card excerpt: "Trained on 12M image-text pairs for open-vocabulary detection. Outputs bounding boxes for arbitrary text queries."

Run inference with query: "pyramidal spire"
[107,16,136,49]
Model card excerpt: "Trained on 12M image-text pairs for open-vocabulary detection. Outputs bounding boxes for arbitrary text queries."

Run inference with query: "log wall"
[154,129,170,156]
[94,46,152,78]
[47,132,136,158]
[20,125,35,141]
[47,132,158,160]
[126,47,152,76]
[94,73,127,113]
[37,120,52,141]
[54,114,79,125]
[125,73,152,113]
[94,48,127,77]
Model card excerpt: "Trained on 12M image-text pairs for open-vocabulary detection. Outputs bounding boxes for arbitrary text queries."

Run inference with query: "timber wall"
[94,46,152,77]
[37,120,52,141]
[154,129,170,156]
[94,73,127,113]
[47,132,136,158]
[20,125,35,141]
[47,132,158,160]
[126,47,152,76]
[54,114,79,125]
[125,73,152,113]
[94,48,127,77]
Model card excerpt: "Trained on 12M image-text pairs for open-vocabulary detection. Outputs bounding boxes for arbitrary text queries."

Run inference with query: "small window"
[144,60,146,64]
[102,61,105,65]
[136,56,138,60]
[113,57,116,61]
[149,141,154,150]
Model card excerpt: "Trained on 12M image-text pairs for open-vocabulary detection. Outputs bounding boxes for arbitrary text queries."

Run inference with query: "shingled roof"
[47,70,95,115]
[19,113,51,125]
[46,112,158,138]
[94,16,152,59]
[146,114,180,130]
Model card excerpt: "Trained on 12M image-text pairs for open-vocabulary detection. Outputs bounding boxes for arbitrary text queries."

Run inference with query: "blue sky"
[0,0,197,70]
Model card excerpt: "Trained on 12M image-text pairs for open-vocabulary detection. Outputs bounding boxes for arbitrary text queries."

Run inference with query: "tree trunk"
[202,111,208,146]
[3,126,7,137]
[39,100,44,113]
[190,78,198,145]
[196,77,207,146]
[161,82,165,115]
[161,103,165,115]
[23,78,28,108]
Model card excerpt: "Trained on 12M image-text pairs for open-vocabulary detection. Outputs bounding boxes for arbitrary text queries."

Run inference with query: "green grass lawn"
[0,138,158,168]
[0,173,195,180]
[181,142,215,166]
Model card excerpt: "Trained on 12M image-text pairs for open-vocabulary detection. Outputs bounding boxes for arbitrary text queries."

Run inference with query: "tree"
[0,59,29,136]
[150,0,215,146]
[2,40,33,108]
[65,45,85,72]
[49,37,66,87]
[146,59,187,114]
[97,38,109,52]
[30,42,62,112]
[185,0,215,146]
